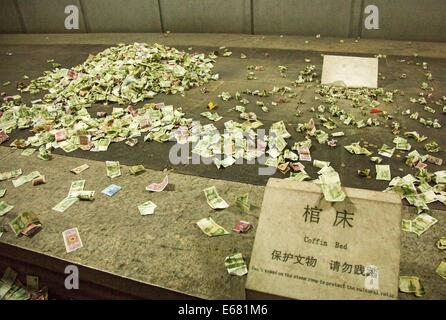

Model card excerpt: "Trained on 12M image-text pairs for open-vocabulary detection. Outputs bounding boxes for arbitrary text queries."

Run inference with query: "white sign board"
[246,179,401,300]
[321,55,379,88]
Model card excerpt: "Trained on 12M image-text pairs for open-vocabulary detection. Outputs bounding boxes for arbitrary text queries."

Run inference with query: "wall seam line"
[78,0,90,33]
[250,0,254,35]
[14,0,27,33]
[357,0,365,38]
[157,0,165,33]
[348,0,355,38]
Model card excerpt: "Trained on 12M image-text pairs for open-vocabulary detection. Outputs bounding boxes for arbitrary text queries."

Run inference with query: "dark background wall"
[1,0,445,42]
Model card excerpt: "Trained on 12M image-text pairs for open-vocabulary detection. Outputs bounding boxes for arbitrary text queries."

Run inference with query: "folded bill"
[0,201,14,216]
[70,164,89,175]
[129,164,146,175]
[233,221,252,233]
[12,171,40,187]
[146,176,168,192]
[102,184,122,197]
[0,169,22,181]
[52,196,78,213]
[106,161,121,179]
[9,211,41,237]
[203,186,229,209]
[138,201,157,215]
[235,193,250,214]
[435,261,446,280]
[399,276,425,297]
[196,217,229,237]
[224,253,248,276]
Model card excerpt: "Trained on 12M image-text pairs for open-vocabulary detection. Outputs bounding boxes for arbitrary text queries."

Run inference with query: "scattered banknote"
[283,150,298,161]
[12,171,41,188]
[235,193,250,214]
[344,142,372,156]
[70,164,89,174]
[0,268,18,299]
[201,111,222,122]
[68,180,85,197]
[77,190,95,201]
[404,131,427,142]
[402,219,413,232]
[425,140,440,153]
[378,144,395,158]
[319,168,346,202]
[0,130,9,144]
[62,179,94,202]
[376,165,391,181]
[196,217,229,237]
[106,161,121,178]
[313,160,330,169]
[203,186,229,209]
[287,170,311,182]
[298,146,312,161]
[9,211,41,237]
[62,228,83,253]
[0,201,14,216]
[370,156,382,164]
[20,148,36,157]
[125,138,138,147]
[426,155,443,166]
[278,161,290,174]
[434,171,446,184]
[290,162,305,172]
[0,169,22,181]
[37,146,52,160]
[146,176,169,192]
[411,213,438,236]
[1,280,28,299]
[93,139,111,152]
[435,261,446,280]
[399,276,425,297]
[224,253,248,276]
[32,175,46,186]
[129,165,146,175]
[214,156,236,169]
[437,237,446,250]
[357,169,371,178]
[102,184,122,197]
[52,196,78,213]
[233,221,252,233]
[327,139,337,148]
[219,92,232,101]
[332,131,345,137]
[10,139,27,149]
[138,201,157,216]
[28,287,48,300]
[0,187,5,198]
[2,277,32,300]
[54,129,67,142]
[393,137,411,151]
[316,130,329,144]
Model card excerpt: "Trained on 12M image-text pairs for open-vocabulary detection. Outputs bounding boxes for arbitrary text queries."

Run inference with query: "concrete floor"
[0,34,445,299]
